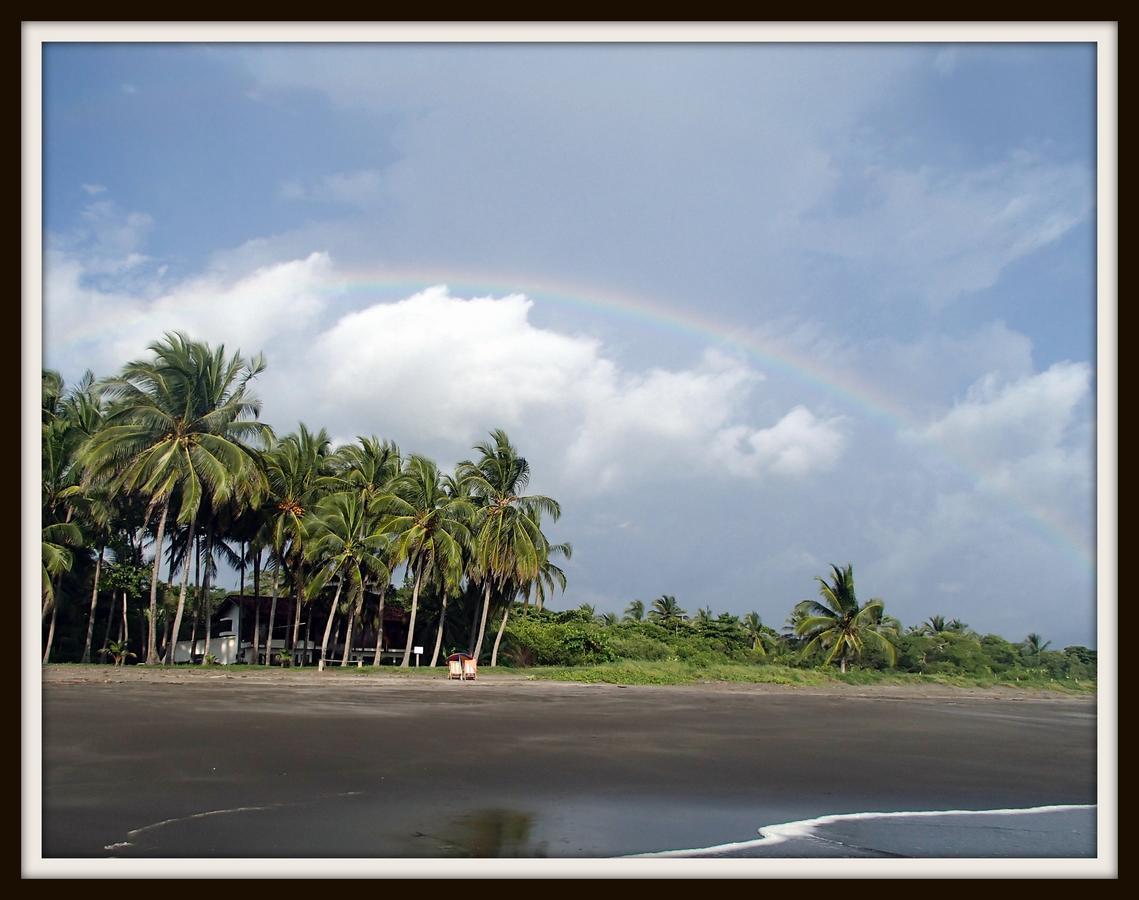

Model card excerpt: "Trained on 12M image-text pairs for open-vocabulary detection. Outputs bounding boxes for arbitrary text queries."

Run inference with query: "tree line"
[41,332,567,669]
[496,571,1094,683]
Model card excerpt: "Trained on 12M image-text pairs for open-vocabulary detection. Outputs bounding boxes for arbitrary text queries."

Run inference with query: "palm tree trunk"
[429,592,448,667]
[342,589,365,666]
[239,540,245,596]
[373,582,387,667]
[161,611,173,661]
[81,545,106,663]
[145,501,170,664]
[164,514,198,664]
[266,568,279,665]
[252,550,261,663]
[472,581,493,662]
[101,587,117,662]
[43,602,59,664]
[303,608,313,667]
[318,580,345,672]
[200,531,215,665]
[401,563,424,668]
[120,589,128,651]
[252,596,261,665]
[341,603,356,666]
[291,583,303,657]
[490,603,510,667]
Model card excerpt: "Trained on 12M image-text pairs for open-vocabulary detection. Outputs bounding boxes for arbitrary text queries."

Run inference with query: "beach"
[40,668,1096,859]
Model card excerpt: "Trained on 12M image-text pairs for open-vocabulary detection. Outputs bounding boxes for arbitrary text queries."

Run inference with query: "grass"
[516,659,1097,693]
[44,660,1096,694]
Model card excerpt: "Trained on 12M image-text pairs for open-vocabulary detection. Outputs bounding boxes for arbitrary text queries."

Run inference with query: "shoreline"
[40,662,1093,701]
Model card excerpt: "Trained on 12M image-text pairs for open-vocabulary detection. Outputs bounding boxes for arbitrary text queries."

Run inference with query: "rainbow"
[315,265,1095,572]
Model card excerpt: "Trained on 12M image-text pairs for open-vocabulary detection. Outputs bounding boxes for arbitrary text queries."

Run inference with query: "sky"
[39,38,1100,647]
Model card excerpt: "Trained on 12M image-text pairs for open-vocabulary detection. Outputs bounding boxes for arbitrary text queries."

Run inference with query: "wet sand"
[40,669,1096,858]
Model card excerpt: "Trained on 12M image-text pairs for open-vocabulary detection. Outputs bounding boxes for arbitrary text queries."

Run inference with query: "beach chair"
[448,652,476,680]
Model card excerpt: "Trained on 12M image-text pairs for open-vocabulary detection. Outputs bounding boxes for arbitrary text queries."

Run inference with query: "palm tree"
[262,425,336,664]
[693,605,714,626]
[624,599,645,622]
[649,595,686,631]
[577,603,596,619]
[378,455,472,667]
[459,430,560,663]
[1020,633,1052,665]
[599,611,618,628]
[306,491,392,672]
[794,563,898,673]
[491,540,571,667]
[742,611,778,657]
[78,333,271,664]
[922,615,949,635]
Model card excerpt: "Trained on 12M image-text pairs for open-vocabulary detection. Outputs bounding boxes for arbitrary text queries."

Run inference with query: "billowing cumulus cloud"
[46,261,849,497]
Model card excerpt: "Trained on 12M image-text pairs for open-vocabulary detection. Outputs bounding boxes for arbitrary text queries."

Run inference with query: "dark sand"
[40,669,1097,858]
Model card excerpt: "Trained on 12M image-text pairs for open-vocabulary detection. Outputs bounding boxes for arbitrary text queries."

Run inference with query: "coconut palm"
[305,491,392,671]
[459,431,560,662]
[261,425,337,663]
[598,611,618,628]
[1020,633,1052,665]
[78,333,271,664]
[742,611,778,657]
[624,599,645,623]
[490,540,571,667]
[649,595,686,631]
[922,614,949,635]
[377,455,472,667]
[794,563,898,673]
[693,605,714,626]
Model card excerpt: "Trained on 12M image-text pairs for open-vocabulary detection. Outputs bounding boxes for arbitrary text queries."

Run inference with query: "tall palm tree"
[306,491,392,672]
[378,455,472,668]
[624,599,645,622]
[262,425,336,664]
[459,430,560,663]
[794,563,898,673]
[78,333,271,664]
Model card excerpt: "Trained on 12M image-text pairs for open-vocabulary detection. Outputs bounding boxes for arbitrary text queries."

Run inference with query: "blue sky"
[41,40,1099,646]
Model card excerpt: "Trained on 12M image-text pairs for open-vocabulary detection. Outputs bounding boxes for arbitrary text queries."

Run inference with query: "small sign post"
[414,645,424,667]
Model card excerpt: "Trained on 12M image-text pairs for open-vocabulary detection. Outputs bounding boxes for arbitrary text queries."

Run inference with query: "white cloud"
[81,183,107,195]
[712,406,847,477]
[914,362,1094,541]
[921,361,1092,467]
[287,286,844,490]
[45,248,332,377]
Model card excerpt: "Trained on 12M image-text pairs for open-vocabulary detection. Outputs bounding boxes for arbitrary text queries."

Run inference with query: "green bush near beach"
[494,607,1095,692]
